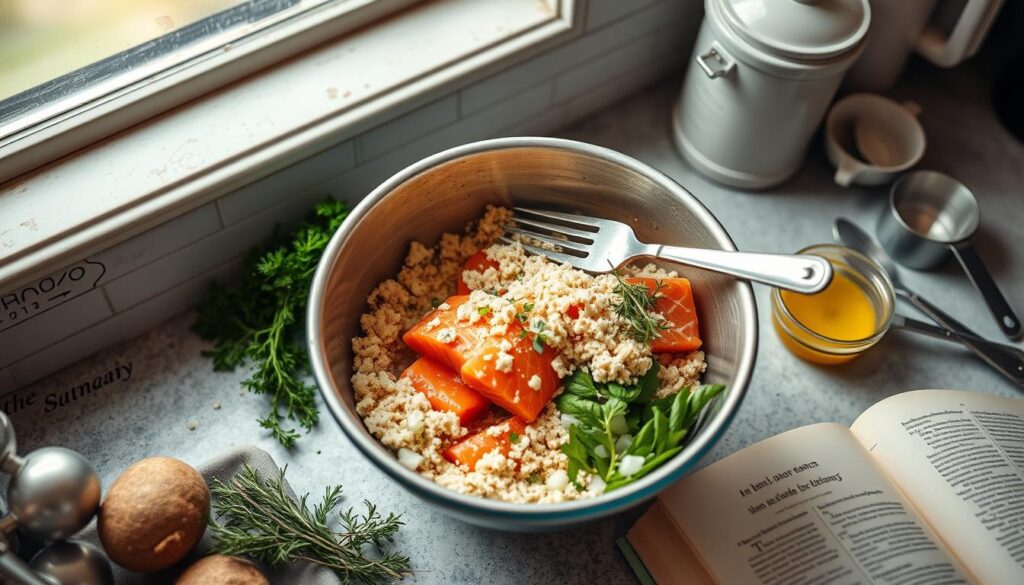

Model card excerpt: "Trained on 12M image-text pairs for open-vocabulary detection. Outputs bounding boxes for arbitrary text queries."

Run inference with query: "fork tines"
[501,207,603,263]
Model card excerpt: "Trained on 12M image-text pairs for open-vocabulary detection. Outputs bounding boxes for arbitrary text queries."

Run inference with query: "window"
[0,0,419,181]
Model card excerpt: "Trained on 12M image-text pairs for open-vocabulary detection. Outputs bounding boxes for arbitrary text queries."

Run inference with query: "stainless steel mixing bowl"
[307,137,757,531]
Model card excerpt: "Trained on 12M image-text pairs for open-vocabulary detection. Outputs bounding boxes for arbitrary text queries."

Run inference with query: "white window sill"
[0,0,577,290]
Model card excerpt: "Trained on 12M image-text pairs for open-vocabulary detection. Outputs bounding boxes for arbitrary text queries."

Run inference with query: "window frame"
[0,0,421,184]
[0,0,582,291]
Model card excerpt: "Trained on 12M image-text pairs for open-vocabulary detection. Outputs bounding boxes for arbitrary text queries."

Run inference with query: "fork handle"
[651,245,833,294]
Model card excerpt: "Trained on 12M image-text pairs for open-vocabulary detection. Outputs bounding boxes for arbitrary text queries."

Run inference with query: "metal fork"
[502,208,833,294]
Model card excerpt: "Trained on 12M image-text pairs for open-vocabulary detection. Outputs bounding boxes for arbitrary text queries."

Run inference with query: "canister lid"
[718,0,870,61]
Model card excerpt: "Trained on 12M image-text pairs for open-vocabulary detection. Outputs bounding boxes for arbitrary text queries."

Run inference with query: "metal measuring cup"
[877,170,1022,340]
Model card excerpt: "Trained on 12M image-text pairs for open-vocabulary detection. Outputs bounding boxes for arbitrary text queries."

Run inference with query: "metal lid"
[719,0,870,61]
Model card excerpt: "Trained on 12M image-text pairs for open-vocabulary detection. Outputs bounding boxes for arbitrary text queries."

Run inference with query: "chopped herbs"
[192,200,349,447]
[613,273,669,344]
[513,300,534,323]
[516,317,549,353]
[477,306,492,316]
[556,363,725,492]
[509,431,521,444]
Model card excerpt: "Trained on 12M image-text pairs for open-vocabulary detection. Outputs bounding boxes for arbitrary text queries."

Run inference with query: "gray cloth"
[76,445,340,585]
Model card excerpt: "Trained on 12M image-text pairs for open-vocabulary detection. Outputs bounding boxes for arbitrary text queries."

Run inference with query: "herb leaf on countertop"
[210,464,410,584]
[192,199,349,447]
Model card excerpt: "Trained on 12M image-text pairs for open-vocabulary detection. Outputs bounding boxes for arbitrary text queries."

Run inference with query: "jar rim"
[773,244,895,350]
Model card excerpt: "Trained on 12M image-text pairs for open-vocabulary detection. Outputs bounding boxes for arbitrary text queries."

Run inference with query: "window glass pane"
[0,0,337,135]
[0,0,247,101]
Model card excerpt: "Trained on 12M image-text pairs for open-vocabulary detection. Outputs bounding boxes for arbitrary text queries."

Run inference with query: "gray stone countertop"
[9,60,1023,584]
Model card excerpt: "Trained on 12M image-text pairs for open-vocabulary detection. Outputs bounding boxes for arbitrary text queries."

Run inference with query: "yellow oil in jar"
[775,271,878,364]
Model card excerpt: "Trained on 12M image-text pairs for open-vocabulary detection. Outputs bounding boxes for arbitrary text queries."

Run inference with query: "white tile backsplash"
[586,0,660,30]
[459,0,691,115]
[216,140,356,225]
[357,95,459,162]
[7,0,703,390]
[554,25,682,101]
[105,189,332,312]
[0,289,112,368]
[90,203,223,284]
[562,54,683,126]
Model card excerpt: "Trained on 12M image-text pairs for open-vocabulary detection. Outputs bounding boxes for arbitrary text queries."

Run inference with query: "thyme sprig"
[612,273,669,344]
[210,465,411,585]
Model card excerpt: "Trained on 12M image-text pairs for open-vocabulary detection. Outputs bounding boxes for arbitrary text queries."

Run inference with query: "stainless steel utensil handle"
[653,246,833,293]
[892,313,1024,387]
[899,289,1024,387]
[0,551,51,585]
[951,241,1022,339]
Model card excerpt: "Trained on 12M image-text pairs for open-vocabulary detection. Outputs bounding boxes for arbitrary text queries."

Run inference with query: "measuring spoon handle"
[951,241,1022,340]
[892,313,1024,388]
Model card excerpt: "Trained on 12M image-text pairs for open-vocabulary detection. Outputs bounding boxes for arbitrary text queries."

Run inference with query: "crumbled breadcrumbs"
[351,206,705,503]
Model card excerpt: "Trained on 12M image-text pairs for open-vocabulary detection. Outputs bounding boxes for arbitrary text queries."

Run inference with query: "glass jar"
[772,244,894,365]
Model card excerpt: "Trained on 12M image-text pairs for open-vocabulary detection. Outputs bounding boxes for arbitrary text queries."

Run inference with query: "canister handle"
[696,42,735,79]
[916,0,1003,68]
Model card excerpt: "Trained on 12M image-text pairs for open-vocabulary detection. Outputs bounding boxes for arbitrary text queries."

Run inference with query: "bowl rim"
[307,136,758,520]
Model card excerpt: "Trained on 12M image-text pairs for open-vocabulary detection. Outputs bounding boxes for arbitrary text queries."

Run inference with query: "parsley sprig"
[192,200,349,447]
[556,363,725,492]
[613,273,669,344]
[210,464,410,584]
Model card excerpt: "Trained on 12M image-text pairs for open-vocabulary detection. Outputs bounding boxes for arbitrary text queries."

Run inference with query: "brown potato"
[176,555,269,585]
[98,457,209,573]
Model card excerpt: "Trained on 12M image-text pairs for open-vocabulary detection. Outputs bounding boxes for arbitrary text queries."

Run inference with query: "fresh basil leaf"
[603,396,628,420]
[605,382,643,403]
[625,411,642,435]
[556,394,603,428]
[681,384,726,430]
[670,428,688,446]
[593,453,610,478]
[566,456,582,483]
[652,407,669,455]
[628,418,657,458]
[564,369,599,398]
[561,440,585,464]
[576,426,605,453]
[634,361,661,403]
[643,394,674,424]
[668,387,689,434]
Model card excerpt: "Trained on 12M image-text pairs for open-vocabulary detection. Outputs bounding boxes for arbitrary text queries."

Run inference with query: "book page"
[851,389,1024,584]
[660,423,970,585]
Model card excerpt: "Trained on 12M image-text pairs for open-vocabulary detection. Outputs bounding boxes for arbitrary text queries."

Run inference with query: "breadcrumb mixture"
[351,206,706,503]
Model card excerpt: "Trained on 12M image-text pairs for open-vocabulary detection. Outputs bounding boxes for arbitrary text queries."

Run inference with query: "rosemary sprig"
[192,200,349,447]
[209,465,411,585]
[612,273,669,344]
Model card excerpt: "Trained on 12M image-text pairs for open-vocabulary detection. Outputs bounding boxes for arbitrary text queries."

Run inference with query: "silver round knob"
[0,411,18,472]
[31,541,114,585]
[7,448,101,540]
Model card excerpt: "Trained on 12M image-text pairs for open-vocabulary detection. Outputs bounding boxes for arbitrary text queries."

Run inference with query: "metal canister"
[674,0,871,189]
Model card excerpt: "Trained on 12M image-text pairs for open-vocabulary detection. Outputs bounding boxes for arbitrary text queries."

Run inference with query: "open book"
[622,389,1024,585]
